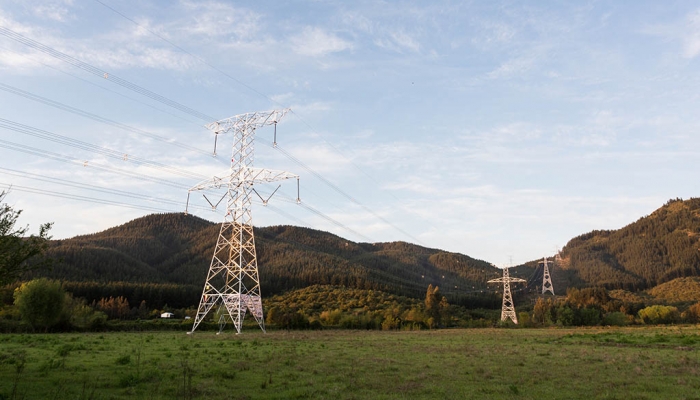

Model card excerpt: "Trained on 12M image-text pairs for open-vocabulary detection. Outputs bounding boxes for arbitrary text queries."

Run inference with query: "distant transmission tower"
[540,257,555,295]
[488,267,526,324]
[186,109,299,334]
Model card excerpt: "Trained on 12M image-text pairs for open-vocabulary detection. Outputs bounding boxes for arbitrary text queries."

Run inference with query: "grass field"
[1,326,700,399]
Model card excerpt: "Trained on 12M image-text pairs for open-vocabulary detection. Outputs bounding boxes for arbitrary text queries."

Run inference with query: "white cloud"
[77,44,197,71]
[289,100,332,115]
[291,27,353,56]
[375,29,421,53]
[284,143,351,174]
[486,55,535,80]
[642,8,700,59]
[683,9,700,58]
[470,20,517,48]
[32,0,74,22]
[178,1,261,40]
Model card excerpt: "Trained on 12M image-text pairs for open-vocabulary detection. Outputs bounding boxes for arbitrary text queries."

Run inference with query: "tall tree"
[425,284,441,326]
[13,278,66,331]
[0,191,53,285]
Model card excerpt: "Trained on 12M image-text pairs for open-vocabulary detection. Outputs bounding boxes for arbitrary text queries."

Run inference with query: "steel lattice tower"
[488,267,526,324]
[540,257,555,295]
[187,109,298,334]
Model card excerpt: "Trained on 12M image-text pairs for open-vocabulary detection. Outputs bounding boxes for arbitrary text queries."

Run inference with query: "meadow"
[1,326,699,400]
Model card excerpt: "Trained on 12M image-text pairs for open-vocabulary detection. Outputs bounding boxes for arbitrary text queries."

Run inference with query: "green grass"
[1,326,700,399]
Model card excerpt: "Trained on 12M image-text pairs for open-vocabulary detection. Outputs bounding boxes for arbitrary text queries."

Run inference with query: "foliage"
[0,191,53,286]
[12,278,65,331]
[425,284,450,327]
[94,296,131,320]
[25,213,497,305]
[646,277,700,303]
[638,305,681,325]
[64,296,108,330]
[682,302,700,323]
[602,311,630,326]
[532,298,554,326]
[560,197,700,290]
[263,285,470,331]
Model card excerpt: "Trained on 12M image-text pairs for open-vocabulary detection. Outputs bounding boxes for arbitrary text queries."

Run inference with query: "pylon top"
[205,109,290,135]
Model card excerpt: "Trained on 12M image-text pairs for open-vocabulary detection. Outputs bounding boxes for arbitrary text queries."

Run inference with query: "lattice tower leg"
[542,258,555,296]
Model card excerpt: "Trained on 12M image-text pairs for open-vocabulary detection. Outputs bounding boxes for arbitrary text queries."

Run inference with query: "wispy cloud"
[682,9,700,58]
[642,8,700,59]
[486,55,535,79]
[374,29,421,53]
[340,9,425,54]
[178,1,262,41]
[290,26,352,56]
[31,0,75,22]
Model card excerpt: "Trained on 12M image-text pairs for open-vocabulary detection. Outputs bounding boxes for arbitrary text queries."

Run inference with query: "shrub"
[578,307,601,326]
[681,302,700,323]
[638,305,680,325]
[556,306,575,326]
[602,312,629,326]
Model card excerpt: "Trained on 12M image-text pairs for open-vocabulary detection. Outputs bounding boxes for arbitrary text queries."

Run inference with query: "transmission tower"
[186,109,299,334]
[488,267,526,324]
[540,257,555,295]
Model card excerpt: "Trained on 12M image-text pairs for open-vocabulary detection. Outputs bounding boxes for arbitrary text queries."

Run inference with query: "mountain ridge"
[27,197,700,306]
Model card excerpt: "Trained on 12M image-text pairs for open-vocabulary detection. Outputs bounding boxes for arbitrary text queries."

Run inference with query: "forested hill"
[555,198,700,290]
[33,213,499,301]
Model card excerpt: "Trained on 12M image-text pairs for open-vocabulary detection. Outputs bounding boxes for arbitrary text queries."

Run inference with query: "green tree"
[13,278,66,331]
[0,191,53,285]
[555,306,575,326]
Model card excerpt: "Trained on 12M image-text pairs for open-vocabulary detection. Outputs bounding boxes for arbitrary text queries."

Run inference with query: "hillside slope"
[33,213,499,302]
[556,198,700,290]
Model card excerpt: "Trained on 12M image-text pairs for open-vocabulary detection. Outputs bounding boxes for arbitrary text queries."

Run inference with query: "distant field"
[1,326,700,399]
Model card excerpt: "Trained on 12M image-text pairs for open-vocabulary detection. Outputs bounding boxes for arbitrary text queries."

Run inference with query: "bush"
[681,302,700,323]
[602,312,629,326]
[578,307,601,326]
[556,306,575,326]
[638,305,680,325]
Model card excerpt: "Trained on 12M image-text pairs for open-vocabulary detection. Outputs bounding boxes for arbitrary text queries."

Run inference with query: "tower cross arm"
[487,277,527,283]
[188,167,298,192]
[205,109,291,134]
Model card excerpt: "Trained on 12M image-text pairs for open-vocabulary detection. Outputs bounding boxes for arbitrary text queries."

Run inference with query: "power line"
[0,118,206,181]
[0,166,211,212]
[0,182,176,213]
[0,82,211,157]
[2,17,420,245]
[0,42,208,129]
[0,138,188,190]
[0,129,366,243]
[91,1,422,245]
[275,144,422,244]
[0,25,215,122]
[92,0,274,105]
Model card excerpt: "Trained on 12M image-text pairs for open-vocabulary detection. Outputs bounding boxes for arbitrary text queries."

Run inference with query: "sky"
[1,0,700,266]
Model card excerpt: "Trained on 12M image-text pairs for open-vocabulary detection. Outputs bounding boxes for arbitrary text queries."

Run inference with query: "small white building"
[160,312,175,319]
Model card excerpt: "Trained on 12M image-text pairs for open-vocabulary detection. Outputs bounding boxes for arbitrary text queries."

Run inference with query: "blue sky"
[1,0,699,266]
